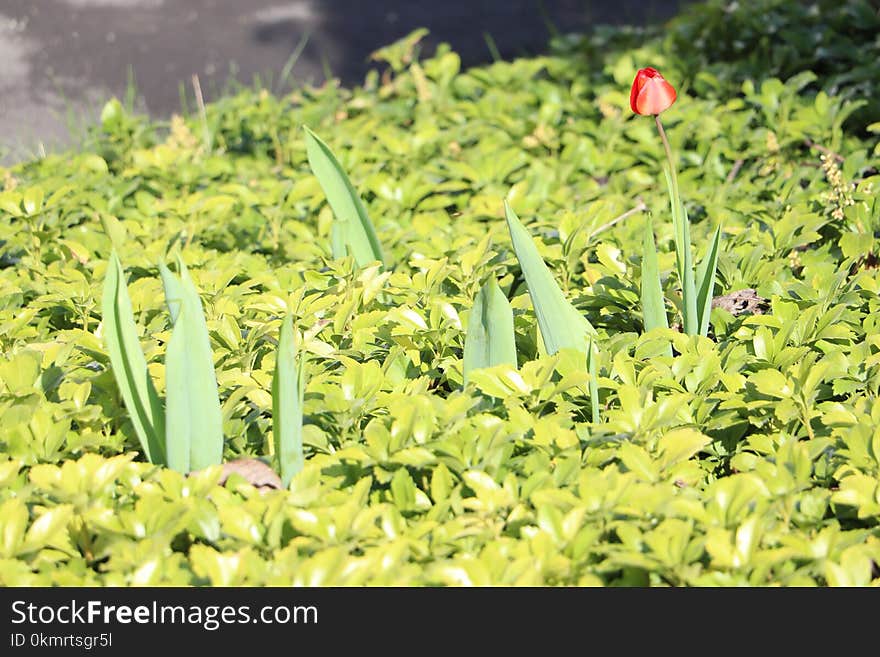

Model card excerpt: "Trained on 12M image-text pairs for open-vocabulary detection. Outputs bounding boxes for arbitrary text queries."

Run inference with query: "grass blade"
[272,314,306,487]
[504,201,595,355]
[695,224,722,337]
[304,126,384,268]
[102,252,166,465]
[587,337,601,423]
[663,166,697,335]
[640,217,668,333]
[160,255,224,473]
[463,279,517,386]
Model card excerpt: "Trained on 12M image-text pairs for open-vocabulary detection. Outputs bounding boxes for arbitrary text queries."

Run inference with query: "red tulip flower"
[629,67,677,116]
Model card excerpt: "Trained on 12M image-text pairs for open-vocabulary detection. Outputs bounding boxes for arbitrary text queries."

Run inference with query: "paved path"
[0,1,687,163]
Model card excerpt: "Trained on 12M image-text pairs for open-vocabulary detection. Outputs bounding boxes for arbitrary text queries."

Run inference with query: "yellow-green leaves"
[272,314,306,487]
[504,202,595,355]
[102,251,166,465]
[159,255,224,473]
[0,499,73,559]
[462,279,517,386]
[304,126,385,268]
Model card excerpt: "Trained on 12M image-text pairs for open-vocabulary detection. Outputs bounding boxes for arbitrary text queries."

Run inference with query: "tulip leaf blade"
[640,216,669,334]
[587,337,601,424]
[663,165,698,335]
[304,125,384,268]
[272,313,306,487]
[101,251,166,466]
[161,255,224,473]
[463,279,517,386]
[504,201,595,356]
[695,224,722,338]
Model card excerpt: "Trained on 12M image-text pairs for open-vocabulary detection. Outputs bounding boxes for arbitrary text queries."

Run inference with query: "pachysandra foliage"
[0,0,879,585]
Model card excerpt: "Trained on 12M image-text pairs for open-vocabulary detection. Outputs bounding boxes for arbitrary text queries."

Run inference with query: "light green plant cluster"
[0,0,879,585]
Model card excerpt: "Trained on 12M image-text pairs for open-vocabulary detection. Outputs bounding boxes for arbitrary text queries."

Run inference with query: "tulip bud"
[630,67,677,116]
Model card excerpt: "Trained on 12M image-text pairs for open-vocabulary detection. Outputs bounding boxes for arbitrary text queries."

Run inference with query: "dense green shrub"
[0,0,878,585]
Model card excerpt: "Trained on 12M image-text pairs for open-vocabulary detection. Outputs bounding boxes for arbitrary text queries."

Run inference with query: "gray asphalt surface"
[0,1,689,164]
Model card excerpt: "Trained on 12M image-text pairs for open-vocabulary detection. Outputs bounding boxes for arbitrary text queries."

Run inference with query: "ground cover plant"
[1,0,879,586]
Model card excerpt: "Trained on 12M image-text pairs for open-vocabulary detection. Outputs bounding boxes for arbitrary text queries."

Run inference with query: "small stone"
[711,289,768,316]
[218,458,283,492]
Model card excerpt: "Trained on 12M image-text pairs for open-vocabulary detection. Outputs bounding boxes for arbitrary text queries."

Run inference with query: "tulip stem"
[654,115,678,204]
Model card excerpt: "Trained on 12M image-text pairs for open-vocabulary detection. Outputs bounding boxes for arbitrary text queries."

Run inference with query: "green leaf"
[658,428,711,470]
[0,499,28,558]
[640,217,669,335]
[749,369,793,399]
[618,443,659,482]
[303,126,384,268]
[462,279,517,386]
[272,314,306,487]
[430,463,454,503]
[102,252,166,465]
[0,350,41,395]
[390,468,417,511]
[695,225,722,337]
[98,214,127,252]
[161,255,223,473]
[21,505,73,554]
[22,187,44,216]
[504,201,595,356]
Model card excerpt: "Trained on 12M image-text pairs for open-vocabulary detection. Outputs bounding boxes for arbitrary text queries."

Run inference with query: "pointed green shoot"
[587,337,601,424]
[272,314,306,487]
[102,252,166,465]
[463,279,517,386]
[304,126,384,268]
[640,217,668,334]
[663,166,697,335]
[504,202,595,356]
[695,225,722,338]
[160,255,224,473]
